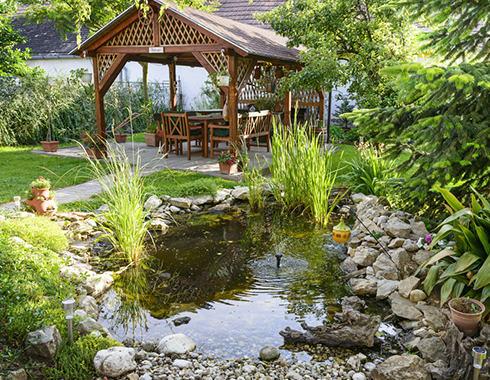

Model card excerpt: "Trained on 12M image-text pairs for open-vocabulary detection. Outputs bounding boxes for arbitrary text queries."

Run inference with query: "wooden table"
[188,114,225,158]
[194,109,223,116]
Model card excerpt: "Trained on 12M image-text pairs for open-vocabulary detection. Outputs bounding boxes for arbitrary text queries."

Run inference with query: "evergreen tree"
[346,0,490,216]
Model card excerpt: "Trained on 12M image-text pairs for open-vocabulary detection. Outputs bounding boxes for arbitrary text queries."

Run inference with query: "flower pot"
[86,148,104,159]
[219,162,238,175]
[27,198,57,215]
[31,188,50,200]
[81,133,90,142]
[216,75,230,87]
[449,298,485,336]
[144,133,162,147]
[41,141,59,152]
[114,134,128,143]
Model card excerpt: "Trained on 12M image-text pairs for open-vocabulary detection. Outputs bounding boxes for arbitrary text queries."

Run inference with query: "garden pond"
[99,210,392,360]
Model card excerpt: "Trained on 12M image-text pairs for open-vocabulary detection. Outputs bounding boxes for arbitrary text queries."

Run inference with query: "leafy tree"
[346,0,490,217]
[257,0,417,108]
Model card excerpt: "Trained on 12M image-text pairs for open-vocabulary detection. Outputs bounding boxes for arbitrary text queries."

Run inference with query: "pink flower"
[425,235,432,245]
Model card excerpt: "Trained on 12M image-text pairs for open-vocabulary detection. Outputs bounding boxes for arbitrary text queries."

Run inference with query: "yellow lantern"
[332,217,351,243]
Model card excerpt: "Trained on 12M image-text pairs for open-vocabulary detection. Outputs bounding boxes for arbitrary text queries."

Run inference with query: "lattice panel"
[159,12,218,45]
[106,19,153,47]
[97,54,118,82]
[237,57,253,89]
[202,52,228,72]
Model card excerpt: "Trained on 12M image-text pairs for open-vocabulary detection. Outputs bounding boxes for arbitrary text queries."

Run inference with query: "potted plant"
[144,123,163,147]
[41,108,59,152]
[114,130,128,143]
[26,176,57,215]
[448,297,485,337]
[84,137,106,159]
[211,69,230,88]
[217,150,239,175]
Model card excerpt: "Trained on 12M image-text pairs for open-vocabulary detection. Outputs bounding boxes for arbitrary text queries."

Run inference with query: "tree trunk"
[139,62,149,103]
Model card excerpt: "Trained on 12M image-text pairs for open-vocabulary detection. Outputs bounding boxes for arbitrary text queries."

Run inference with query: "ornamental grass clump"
[82,142,150,267]
[270,119,345,226]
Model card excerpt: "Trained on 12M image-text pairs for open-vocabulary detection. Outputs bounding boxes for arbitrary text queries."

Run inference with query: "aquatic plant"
[269,119,345,226]
[81,141,151,267]
[239,148,267,210]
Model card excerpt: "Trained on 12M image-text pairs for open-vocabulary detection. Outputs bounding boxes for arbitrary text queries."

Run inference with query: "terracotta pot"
[86,148,104,159]
[31,188,50,200]
[114,134,128,143]
[219,162,238,175]
[41,141,59,152]
[144,133,162,147]
[81,133,90,142]
[27,198,57,215]
[449,298,485,336]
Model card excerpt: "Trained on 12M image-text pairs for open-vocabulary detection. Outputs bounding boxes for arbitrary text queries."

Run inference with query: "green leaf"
[424,261,449,295]
[454,252,480,273]
[453,280,466,299]
[473,255,490,289]
[472,194,482,214]
[460,224,484,256]
[472,186,490,212]
[481,284,490,302]
[440,278,456,306]
[430,224,459,249]
[434,185,465,212]
[475,225,490,255]
[441,262,457,278]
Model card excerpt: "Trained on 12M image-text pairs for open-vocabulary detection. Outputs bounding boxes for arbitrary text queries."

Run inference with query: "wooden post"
[93,56,106,142]
[283,65,292,126]
[327,91,332,143]
[169,61,177,110]
[228,50,238,149]
[318,90,325,122]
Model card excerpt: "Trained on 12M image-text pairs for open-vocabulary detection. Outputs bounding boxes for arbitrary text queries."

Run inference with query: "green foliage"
[1,216,68,252]
[176,178,219,197]
[270,119,345,226]
[216,150,239,164]
[83,143,150,267]
[29,176,51,189]
[258,0,417,108]
[347,62,490,216]
[339,142,403,203]
[332,99,354,129]
[192,77,221,110]
[240,151,268,210]
[416,186,490,310]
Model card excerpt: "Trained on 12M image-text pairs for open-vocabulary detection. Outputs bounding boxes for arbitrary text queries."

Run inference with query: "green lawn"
[0,146,93,204]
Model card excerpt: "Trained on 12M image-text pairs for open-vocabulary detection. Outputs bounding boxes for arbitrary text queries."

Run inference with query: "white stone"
[170,197,192,209]
[243,365,256,373]
[398,276,421,298]
[347,356,361,371]
[169,206,180,213]
[143,195,162,211]
[385,217,412,239]
[149,219,170,232]
[140,374,152,380]
[352,246,380,267]
[161,195,171,201]
[376,279,399,299]
[86,272,113,297]
[411,221,429,238]
[78,295,98,317]
[173,359,193,368]
[364,362,376,372]
[188,195,214,205]
[389,248,410,271]
[94,347,137,378]
[231,186,250,200]
[352,193,367,203]
[25,325,61,359]
[156,334,196,355]
[352,373,367,380]
[350,278,377,296]
[76,317,105,336]
[210,203,231,211]
[214,190,230,203]
[410,289,428,302]
[373,254,397,274]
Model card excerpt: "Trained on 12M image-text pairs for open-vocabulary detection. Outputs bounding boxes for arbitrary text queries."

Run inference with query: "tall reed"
[82,139,150,267]
[239,147,267,210]
[270,119,345,226]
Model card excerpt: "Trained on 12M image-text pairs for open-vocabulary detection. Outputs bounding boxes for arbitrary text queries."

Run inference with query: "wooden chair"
[161,112,203,160]
[208,111,272,159]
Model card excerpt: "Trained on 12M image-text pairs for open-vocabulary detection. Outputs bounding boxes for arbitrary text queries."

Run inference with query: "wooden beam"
[85,12,140,52]
[238,58,257,95]
[93,56,106,142]
[99,54,129,97]
[165,8,248,57]
[96,45,222,54]
[127,55,173,64]
[192,52,228,96]
[169,62,177,110]
[228,51,238,148]
[153,8,159,47]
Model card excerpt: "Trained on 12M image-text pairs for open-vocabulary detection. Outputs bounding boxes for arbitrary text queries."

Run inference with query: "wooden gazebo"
[70,0,325,146]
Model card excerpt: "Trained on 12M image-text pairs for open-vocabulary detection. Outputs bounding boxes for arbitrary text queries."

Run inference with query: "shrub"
[417,186,490,311]
[1,216,68,251]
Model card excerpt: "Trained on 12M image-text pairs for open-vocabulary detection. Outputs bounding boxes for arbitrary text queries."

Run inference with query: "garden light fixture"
[275,253,283,268]
[81,72,92,84]
[13,196,21,213]
[473,346,487,380]
[332,217,351,243]
[62,298,76,345]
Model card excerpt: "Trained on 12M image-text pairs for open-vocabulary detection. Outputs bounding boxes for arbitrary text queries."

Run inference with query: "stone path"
[1,142,272,210]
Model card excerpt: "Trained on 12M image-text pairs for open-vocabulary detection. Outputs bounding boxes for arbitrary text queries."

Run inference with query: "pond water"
[99,210,363,360]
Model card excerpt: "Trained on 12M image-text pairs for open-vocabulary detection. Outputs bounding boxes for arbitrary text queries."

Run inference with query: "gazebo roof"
[70,0,301,63]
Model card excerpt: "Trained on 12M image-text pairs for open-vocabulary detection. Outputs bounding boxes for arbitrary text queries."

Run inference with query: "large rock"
[376,279,399,299]
[389,292,423,320]
[25,326,61,359]
[76,317,105,336]
[410,290,427,302]
[411,221,429,238]
[149,218,170,232]
[352,193,367,203]
[5,369,27,380]
[373,254,397,274]
[214,190,231,203]
[259,345,280,361]
[371,354,431,380]
[156,334,196,355]
[385,217,412,239]
[231,186,250,200]
[350,278,377,296]
[389,248,410,272]
[143,195,162,211]
[169,197,192,209]
[94,347,137,378]
[341,257,359,273]
[86,272,113,296]
[188,195,214,206]
[352,247,380,267]
[403,239,419,252]
[78,295,98,318]
[416,304,444,331]
[398,276,421,298]
[417,337,447,363]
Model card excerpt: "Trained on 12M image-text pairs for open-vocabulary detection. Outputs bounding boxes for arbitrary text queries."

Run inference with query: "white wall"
[26,57,93,77]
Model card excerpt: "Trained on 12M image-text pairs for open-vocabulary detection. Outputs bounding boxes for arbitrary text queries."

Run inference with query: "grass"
[0,145,94,204]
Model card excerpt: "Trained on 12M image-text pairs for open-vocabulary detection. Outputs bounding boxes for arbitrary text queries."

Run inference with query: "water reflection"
[99,210,351,358]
